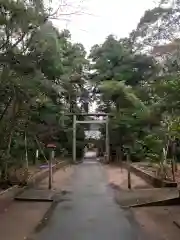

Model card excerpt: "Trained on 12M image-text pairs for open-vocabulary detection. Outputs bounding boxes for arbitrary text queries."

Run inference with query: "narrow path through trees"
[33,157,148,240]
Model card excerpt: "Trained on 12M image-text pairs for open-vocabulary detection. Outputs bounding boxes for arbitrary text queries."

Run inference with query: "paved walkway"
[33,159,147,240]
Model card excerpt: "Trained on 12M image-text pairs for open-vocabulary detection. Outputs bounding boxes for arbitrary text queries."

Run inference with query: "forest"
[0,0,180,183]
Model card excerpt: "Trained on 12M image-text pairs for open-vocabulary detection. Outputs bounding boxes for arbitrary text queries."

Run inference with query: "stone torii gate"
[71,113,110,162]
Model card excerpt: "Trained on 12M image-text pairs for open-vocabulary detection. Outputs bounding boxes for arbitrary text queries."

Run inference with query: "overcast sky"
[52,0,156,51]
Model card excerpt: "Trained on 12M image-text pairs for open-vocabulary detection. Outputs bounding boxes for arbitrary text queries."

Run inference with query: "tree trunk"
[34,135,48,162]
[25,132,28,169]
[171,158,176,182]
[171,141,176,182]
[0,94,18,182]
[0,97,13,123]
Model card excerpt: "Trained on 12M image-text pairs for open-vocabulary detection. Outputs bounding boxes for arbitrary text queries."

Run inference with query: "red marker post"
[47,143,56,189]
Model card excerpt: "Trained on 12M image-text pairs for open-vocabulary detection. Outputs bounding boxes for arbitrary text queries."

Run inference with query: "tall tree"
[0,0,88,182]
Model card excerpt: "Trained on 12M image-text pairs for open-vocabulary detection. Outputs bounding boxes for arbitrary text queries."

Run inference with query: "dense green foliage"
[89,0,180,179]
[0,0,89,181]
[1,0,180,182]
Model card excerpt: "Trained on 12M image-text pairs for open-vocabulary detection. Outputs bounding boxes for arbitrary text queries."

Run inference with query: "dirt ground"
[37,165,73,190]
[105,165,180,240]
[0,165,74,240]
[133,162,180,186]
[1,163,180,240]
[133,206,180,240]
[175,164,180,187]
[105,165,151,189]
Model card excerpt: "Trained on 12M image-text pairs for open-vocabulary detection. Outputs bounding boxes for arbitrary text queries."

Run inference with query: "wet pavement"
[33,158,148,240]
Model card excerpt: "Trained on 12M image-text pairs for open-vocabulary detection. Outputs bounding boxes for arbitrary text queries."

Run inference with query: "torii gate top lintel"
[65,112,111,116]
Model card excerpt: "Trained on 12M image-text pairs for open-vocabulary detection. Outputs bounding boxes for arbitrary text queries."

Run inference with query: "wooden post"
[105,116,109,162]
[47,144,56,190]
[48,149,53,189]
[35,149,39,165]
[73,114,76,163]
[127,154,131,189]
